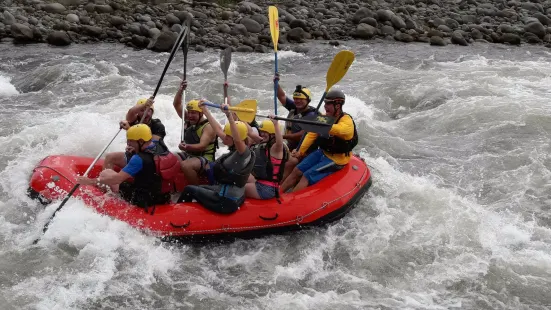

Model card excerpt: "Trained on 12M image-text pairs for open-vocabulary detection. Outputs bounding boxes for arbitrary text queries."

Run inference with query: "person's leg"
[282,156,299,182]
[292,153,337,192]
[245,182,262,199]
[180,157,204,185]
[281,150,323,193]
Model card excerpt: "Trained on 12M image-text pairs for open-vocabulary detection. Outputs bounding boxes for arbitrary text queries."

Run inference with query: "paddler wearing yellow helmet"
[78,124,175,209]
[102,97,168,173]
[272,73,321,183]
[177,99,256,215]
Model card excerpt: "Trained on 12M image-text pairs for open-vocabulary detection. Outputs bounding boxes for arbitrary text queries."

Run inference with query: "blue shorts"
[205,162,216,185]
[297,149,337,185]
[255,182,277,199]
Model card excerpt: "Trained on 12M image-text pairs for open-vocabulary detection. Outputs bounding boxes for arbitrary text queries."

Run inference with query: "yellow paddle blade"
[230,99,257,123]
[269,6,279,52]
[325,50,355,91]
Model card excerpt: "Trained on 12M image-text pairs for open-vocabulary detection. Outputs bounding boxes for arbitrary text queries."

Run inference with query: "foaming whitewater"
[0,41,551,309]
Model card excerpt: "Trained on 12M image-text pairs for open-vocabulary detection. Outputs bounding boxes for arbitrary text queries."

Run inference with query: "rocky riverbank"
[1,0,551,53]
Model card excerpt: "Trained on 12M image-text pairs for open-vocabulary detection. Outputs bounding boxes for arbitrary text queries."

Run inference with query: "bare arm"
[173,80,187,119]
[184,124,216,152]
[283,130,305,142]
[225,107,247,154]
[200,101,226,139]
[271,118,284,158]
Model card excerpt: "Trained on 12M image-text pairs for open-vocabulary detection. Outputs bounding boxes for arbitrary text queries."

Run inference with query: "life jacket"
[285,106,318,133]
[213,150,256,188]
[136,143,181,195]
[317,113,358,156]
[251,142,288,185]
[285,106,320,153]
[183,119,218,161]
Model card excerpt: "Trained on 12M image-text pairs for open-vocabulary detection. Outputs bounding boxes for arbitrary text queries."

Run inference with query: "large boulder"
[47,30,71,45]
[11,23,34,42]
[148,30,177,52]
[525,21,546,38]
[43,3,66,14]
[354,23,377,39]
[240,17,262,33]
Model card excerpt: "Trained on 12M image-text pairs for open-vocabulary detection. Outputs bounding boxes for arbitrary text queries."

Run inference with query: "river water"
[0,40,550,309]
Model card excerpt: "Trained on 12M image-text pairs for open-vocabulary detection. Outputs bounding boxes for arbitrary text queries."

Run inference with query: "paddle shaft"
[274,53,278,115]
[141,25,189,124]
[34,128,123,243]
[256,114,331,127]
[202,101,253,112]
[181,25,190,142]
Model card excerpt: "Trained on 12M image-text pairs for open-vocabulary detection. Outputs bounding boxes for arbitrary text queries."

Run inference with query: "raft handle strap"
[259,213,279,221]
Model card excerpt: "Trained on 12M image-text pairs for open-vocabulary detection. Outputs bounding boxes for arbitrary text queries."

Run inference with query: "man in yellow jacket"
[280,89,358,193]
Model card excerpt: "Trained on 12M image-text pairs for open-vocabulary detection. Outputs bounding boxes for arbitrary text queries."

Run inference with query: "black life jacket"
[213,150,256,188]
[251,141,288,185]
[183,119,218,161]
[135,143,180,195]
[317,113,358,156]
[285,106,319,133]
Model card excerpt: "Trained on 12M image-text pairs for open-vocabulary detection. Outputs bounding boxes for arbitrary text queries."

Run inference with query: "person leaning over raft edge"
[78,124,180,213]
[280,89,358,193]
[177,100,256,214]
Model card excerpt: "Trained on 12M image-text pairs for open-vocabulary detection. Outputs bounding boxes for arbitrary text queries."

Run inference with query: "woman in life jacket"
[244,118,287,200]
[177,101,255,214]
[78,124,179,211]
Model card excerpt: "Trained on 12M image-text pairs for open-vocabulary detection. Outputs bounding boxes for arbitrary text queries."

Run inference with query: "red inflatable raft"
[28,154,372,242]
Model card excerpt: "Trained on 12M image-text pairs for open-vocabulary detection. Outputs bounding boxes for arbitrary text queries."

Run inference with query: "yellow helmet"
[186,99,202,112]
[136,98,154,110]
[292,85,312,102]
[258,120,276,134]
[127,124,152,141]
[223,121,248,141]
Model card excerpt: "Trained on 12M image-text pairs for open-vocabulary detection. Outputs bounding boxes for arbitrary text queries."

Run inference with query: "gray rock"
[501,33,520,44]
[165,14,180,25]
[11,23,34,41]
[359,17,377,27]
[238,1,261,14]
[237,45,253,52]
[430,35,447,46]
[148,27,160,38]
[352,8,374,24]
[43,3,66,14]
[289,19,308,30]
[287,27,307,42]
[451,30,468,45]
[521,2,543,13]
[470,28,483,40]
[390,15,406,29]
[195,45,206,52]
[354,23,377,39]
[499,24,515,34]
[82,25,102,36]
[95,4,113,13]
[461,15,477,24]
[28,17,38,25]
[534,13,551,26]
[221,11,232,20]
[376,9,393,22]
[231,23,248,36]
[394,31,414,42]
[240,18,262,33]
[173,11,192,24]
[66,13,79,23]
[47,30,71,45]
[437,25,452,33]
[251,14,268,25]
[56,0,83,6]
[84,3,95,13]
[110,16,126,27]
[16,15,28,23]
[445,18,460,29]
[171,24,182,33]
[405,17,418,30]
[190,10,207,20]
[525,21,546,38]
[148,30,177,52]
[381,25,395,36]
[216,23,231,33]
[128,23,141,35]
[131,35,148,48]
[80,16,90,25]
[3,11,16,25]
